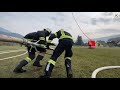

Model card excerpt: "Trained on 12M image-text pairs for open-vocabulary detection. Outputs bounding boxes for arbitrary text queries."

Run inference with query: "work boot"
[39,71,51,78]
[13,68,26,73]
[65,59,73,78]
[33,55,43,67]
[39,75,50,78]
[33,62,42,67]
[67,70,73,78]
[39,61,54,78]
[13,60,28,73]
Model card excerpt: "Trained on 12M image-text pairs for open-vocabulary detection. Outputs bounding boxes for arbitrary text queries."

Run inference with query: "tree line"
[74,35,120,47]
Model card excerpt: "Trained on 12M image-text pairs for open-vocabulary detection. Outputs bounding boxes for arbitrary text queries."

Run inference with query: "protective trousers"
[25,46,44,66]
[43,39,73,78]
[13,46,44,73]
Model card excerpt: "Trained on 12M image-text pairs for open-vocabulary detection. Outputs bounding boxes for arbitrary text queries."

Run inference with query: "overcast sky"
[0,12,120,43]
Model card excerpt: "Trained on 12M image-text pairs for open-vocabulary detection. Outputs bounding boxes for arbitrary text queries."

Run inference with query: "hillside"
[0,27,10,33]
[108,37,120,43]
[83,34,120,43]
[95,34,120,42]
[0,27,23,38]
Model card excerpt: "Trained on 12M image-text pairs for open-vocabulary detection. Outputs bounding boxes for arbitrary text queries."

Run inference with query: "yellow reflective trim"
[47,40,52,43]
[40,44,45,47]
[60,36,73,40]
[27,39,33,41]
[61,30,65,36]
[39,37,45,40]
[54,33,57,37]
[65,57,71,60]
[25,57,32,62]
[48,59,56,65]
[60,30,73,40]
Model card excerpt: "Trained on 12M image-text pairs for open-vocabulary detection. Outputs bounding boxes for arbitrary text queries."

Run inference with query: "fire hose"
[0,51,27,61]
[0,35,55,61]
[0,49,26,55]
[91,66,120,78]
[0,50,52,61]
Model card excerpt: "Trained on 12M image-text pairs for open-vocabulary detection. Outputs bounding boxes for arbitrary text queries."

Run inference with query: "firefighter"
[40,29,74,78]
[13,28,52,73]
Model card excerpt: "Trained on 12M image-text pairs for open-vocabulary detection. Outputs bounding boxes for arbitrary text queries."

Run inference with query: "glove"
[46,43,56,49]
[22,38,28,45]
[50,43,56,46]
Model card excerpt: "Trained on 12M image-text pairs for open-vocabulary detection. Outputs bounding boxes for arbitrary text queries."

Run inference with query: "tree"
[75,36,84,46]
[107,41,117,47]
[96,40,107,47]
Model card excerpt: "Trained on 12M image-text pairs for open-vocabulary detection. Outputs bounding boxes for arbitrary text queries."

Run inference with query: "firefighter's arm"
[39,37,46,48]
[35,32,46,48]
[46,33,57,49]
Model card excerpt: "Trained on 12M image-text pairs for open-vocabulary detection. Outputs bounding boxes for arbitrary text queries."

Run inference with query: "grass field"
[0,45,120,78]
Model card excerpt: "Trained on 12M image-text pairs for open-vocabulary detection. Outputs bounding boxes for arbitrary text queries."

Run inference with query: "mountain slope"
[0,27,23,38]
[94,34,120,42]
[83,34,120,43]
[0,27,11,33]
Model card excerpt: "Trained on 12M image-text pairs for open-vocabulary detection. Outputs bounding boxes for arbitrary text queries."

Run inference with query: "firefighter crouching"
[13,28,52,73]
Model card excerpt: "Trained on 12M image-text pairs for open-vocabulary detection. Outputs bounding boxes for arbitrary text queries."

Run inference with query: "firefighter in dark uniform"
[13,28,52,73]
[40,29,74,78]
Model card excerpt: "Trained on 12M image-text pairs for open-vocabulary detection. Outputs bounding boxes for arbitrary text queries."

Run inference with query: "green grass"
[0,46,120,78]
[0,45,26,51]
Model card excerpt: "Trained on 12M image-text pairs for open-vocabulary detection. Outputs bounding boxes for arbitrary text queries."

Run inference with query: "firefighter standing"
[13,28,52,73]
[40,29,74,78]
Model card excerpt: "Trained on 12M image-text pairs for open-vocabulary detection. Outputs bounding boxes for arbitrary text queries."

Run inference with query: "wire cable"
[72,12,91,40]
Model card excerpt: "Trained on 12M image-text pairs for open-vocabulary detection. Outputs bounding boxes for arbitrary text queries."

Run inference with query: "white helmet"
[44,28,52,34]
[44,28,52,36]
